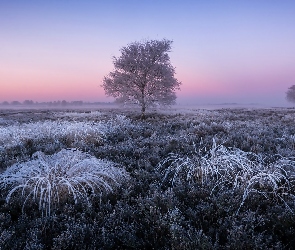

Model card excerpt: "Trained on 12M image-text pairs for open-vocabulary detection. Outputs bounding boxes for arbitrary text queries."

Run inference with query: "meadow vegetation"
[0,107,295,249]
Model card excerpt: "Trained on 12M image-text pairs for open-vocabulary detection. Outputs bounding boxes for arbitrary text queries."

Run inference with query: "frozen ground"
[0,106,295,249]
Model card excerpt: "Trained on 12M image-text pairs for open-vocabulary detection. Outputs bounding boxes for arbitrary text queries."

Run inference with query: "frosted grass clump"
[0,115,134,150]
[0,149,129,216]
[157,139,258,186]
[157,139,295,213]
[105,114,136,130]
[0,120,108,148]
[54,111,102,118]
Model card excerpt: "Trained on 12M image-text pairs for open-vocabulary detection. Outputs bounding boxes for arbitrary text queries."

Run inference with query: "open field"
[1,106,295,249]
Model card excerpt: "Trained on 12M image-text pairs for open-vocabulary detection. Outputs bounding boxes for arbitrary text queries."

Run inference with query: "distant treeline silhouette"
[0,100,113,106]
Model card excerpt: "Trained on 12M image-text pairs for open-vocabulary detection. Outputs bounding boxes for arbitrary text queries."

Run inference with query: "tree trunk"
[141,103,146,119]
[141,88,146,119]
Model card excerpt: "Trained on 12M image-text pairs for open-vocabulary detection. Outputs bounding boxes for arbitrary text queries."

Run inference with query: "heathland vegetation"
[0,100,113,107]
[0,107,295,249]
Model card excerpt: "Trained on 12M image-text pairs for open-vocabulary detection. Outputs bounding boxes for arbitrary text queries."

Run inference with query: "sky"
[1,0,295,106]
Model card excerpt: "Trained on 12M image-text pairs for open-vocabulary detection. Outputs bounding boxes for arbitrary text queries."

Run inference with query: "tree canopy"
[102,39,181,117]
[286,85,295,103]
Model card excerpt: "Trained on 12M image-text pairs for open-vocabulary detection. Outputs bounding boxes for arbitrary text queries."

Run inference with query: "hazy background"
[1,0,295,106]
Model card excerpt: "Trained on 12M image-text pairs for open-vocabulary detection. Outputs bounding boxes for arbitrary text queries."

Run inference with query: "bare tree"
[102,39,181,118]
[286,85,295,103]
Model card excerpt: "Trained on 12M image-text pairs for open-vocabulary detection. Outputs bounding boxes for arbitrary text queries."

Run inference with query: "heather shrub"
[1,108,295,249]
[0,115,135,171]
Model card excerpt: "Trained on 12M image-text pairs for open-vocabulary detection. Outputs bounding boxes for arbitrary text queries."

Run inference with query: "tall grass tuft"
[157,139,295,213]
[0,149,129,216]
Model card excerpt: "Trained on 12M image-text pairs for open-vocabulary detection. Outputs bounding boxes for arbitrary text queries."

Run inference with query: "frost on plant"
[54,111,102,118]
[0,121,106,148]
[0,149,129,216]
[0,115,134,150]
[157,139,295,213]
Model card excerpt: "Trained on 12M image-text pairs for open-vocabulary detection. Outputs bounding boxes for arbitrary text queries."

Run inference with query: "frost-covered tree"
[102,39,181,118]
[286,85,295,103]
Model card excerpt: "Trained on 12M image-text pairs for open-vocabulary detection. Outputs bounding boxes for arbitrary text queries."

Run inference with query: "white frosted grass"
[0,149,129,216]
[158,139,257,186]
[54,111,102,118]
[157,139,295,213]
[0,115,133,149]
[0,121,106,147]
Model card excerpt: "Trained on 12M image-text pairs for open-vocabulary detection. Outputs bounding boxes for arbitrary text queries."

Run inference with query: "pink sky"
[1,1,295,106]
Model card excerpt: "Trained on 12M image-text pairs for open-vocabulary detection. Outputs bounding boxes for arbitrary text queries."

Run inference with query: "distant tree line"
[0,100,113,106]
